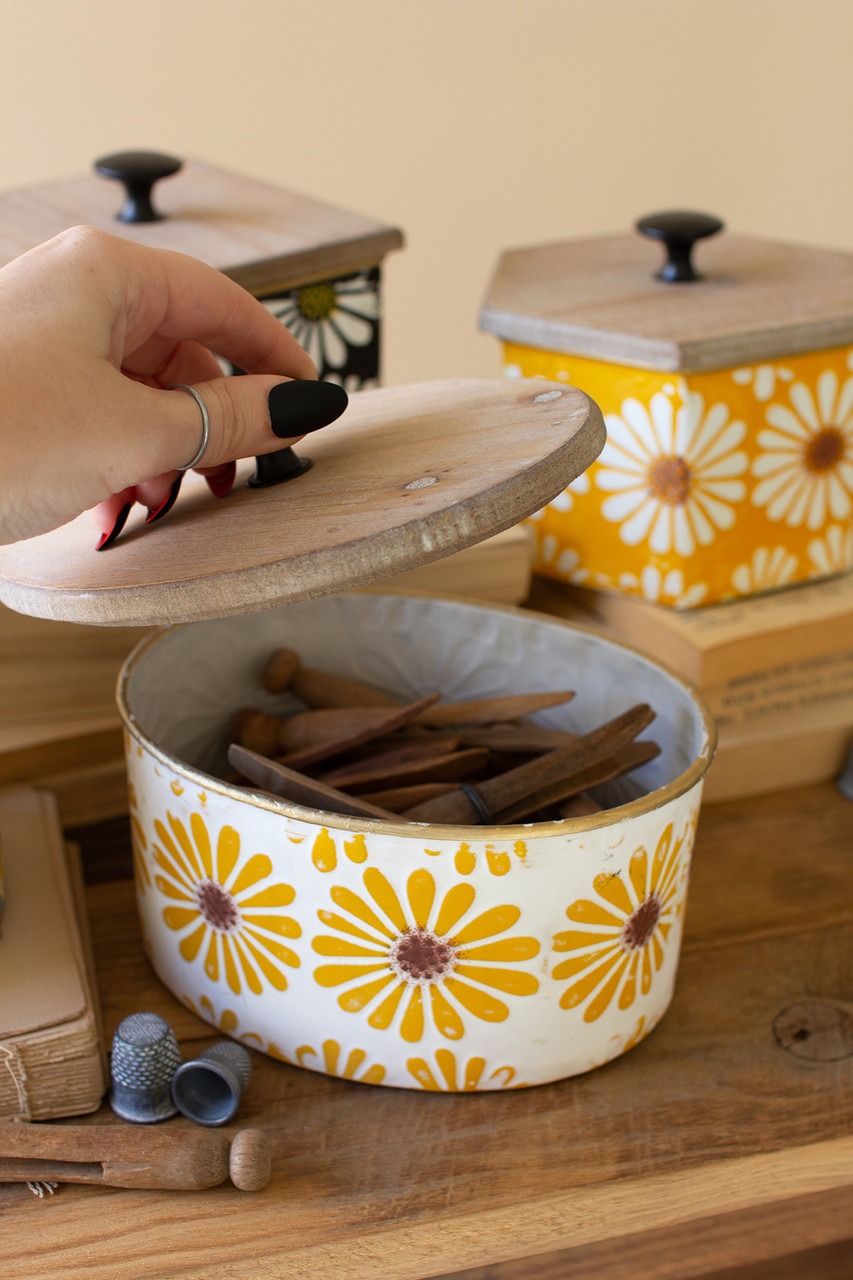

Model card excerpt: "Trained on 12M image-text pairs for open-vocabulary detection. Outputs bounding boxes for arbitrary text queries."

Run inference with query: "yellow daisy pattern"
[731,363,794,402]
[183,992,294,1060]
[808,522,853,576]
[752,370,853,529]
[731,545,799,596]
[596,389,748,555]
[295,1040,386,1085]
[183,993,253,1042]
[407,1048,525,1091]
[552,820,689,1022]
[617,566,708,609]
[153,811,301,996]
[312,867,540,1043]
[610,1014,651,1057]
[500,342,853,605]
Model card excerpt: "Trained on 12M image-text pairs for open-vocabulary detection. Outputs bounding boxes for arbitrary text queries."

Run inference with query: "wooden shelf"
[2,781,852,1280]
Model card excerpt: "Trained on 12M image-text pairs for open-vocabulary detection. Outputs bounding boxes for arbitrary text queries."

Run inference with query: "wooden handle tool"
[277,693,441,770]
[402,704,657,824]
[0,1123,271,1192]
[290,665,400,709]
[414,689,575,728]
[321,747,489,793]
[229,744,397,820]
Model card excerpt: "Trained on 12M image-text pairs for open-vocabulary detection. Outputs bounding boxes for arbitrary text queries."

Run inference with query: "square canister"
[479,212,853,608]
[0,151,404,782]
[0,150,404,390]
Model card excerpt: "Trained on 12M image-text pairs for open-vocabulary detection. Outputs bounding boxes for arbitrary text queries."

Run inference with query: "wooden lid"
[479,213,853,373]
[0,153,403,293]
[0,378,604,627]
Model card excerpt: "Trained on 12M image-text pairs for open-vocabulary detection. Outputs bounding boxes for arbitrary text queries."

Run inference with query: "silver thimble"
[110,1012,182,1123]
[171,1040,252,1126]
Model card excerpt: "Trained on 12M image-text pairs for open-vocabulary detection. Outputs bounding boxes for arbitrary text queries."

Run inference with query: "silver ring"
[169,384,211,470]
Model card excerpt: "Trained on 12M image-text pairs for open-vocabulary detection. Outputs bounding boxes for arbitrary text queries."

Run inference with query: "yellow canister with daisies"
[479,212,853,608]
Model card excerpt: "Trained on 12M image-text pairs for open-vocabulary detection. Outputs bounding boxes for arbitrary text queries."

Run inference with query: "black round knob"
[248,448,314,488]
[94,150,183,224]
[635,210,724,283]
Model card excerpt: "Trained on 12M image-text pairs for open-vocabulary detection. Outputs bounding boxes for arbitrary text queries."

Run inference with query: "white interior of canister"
[120,593,712,807]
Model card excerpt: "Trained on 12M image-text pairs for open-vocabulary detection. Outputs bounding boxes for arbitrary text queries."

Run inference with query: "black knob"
[94,150,183,223]
[635,210,724,283]
[248,448,314,488]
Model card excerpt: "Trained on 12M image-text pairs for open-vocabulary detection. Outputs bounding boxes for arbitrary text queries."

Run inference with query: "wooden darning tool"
[0,1123,271,1192]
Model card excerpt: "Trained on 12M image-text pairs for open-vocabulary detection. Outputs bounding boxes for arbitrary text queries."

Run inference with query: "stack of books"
[0,786,106,1120]
[525,572,853,803]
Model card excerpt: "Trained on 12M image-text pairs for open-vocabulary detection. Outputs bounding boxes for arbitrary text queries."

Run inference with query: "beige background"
[1,0,852,387]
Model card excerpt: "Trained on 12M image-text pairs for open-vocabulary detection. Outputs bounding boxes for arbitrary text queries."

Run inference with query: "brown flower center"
[805,427,844,472]
[622,895,662,951]
[390,928,457,982]
[196,880,239,932]
[648,456,692,505]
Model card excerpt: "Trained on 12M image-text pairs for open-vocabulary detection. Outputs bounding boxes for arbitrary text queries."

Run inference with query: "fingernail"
[95,501,133,551]
[268,379,348,439]
[205,461,236,499]
[145,475,184,525]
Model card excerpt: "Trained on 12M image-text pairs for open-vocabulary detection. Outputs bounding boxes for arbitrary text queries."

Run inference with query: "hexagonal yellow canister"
[480,213,853,608]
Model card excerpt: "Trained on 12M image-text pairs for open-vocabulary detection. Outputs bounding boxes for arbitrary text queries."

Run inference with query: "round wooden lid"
[0,378,604,627]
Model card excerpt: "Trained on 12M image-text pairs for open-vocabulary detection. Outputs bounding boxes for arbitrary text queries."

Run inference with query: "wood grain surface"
[479,231,853,372]
[0,158,403,293]
[0,379,604,626]
[430,1191,853,1280]
[2,781,852,1280]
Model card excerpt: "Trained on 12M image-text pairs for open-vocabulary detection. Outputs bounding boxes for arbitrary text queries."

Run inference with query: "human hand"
[0,226,346,547]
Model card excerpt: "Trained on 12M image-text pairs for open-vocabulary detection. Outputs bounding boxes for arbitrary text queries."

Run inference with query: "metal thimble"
[171,1040,252,1126]
[110,1012,182,1123]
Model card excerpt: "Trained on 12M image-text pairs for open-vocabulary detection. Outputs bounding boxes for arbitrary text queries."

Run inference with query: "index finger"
[98,230,318,380]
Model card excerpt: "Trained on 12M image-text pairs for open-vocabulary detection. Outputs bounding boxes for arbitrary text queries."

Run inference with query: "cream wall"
[2,0,852,387]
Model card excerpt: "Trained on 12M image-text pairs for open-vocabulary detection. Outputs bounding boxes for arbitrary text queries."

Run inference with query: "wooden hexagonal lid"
[479,212,853,373]
[0,378,604,627]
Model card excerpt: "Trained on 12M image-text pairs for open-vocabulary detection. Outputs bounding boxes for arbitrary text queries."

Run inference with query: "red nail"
[205,462,236,499]
[145,475,184,525]
[95,502,133,551]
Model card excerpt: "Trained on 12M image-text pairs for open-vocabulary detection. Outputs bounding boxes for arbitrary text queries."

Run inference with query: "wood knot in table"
[773,999,853,1061]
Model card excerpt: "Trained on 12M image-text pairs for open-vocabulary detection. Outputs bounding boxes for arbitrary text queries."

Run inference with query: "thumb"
[150,375,350,476]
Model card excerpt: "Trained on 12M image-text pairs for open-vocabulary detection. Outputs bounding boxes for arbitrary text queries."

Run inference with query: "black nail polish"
[145,475,184,525]
[268,380,348,439]
[95,501,133,551]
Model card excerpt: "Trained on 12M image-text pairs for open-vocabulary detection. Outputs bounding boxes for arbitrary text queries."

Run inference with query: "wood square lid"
[0,151,403,293]
[0,378,604,627]
[479,210,853,373]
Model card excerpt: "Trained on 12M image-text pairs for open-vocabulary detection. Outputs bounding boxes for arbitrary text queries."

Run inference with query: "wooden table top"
[2,781,852,1280]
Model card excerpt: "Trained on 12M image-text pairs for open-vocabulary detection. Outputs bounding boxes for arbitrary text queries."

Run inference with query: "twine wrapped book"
[0,787,106,1120]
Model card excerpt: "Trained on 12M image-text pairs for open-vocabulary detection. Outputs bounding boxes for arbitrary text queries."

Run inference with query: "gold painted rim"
[116,593,717,841]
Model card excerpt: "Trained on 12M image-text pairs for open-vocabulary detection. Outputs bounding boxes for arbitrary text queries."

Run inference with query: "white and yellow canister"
[480,212,853,607]
[118,594,714,1091]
